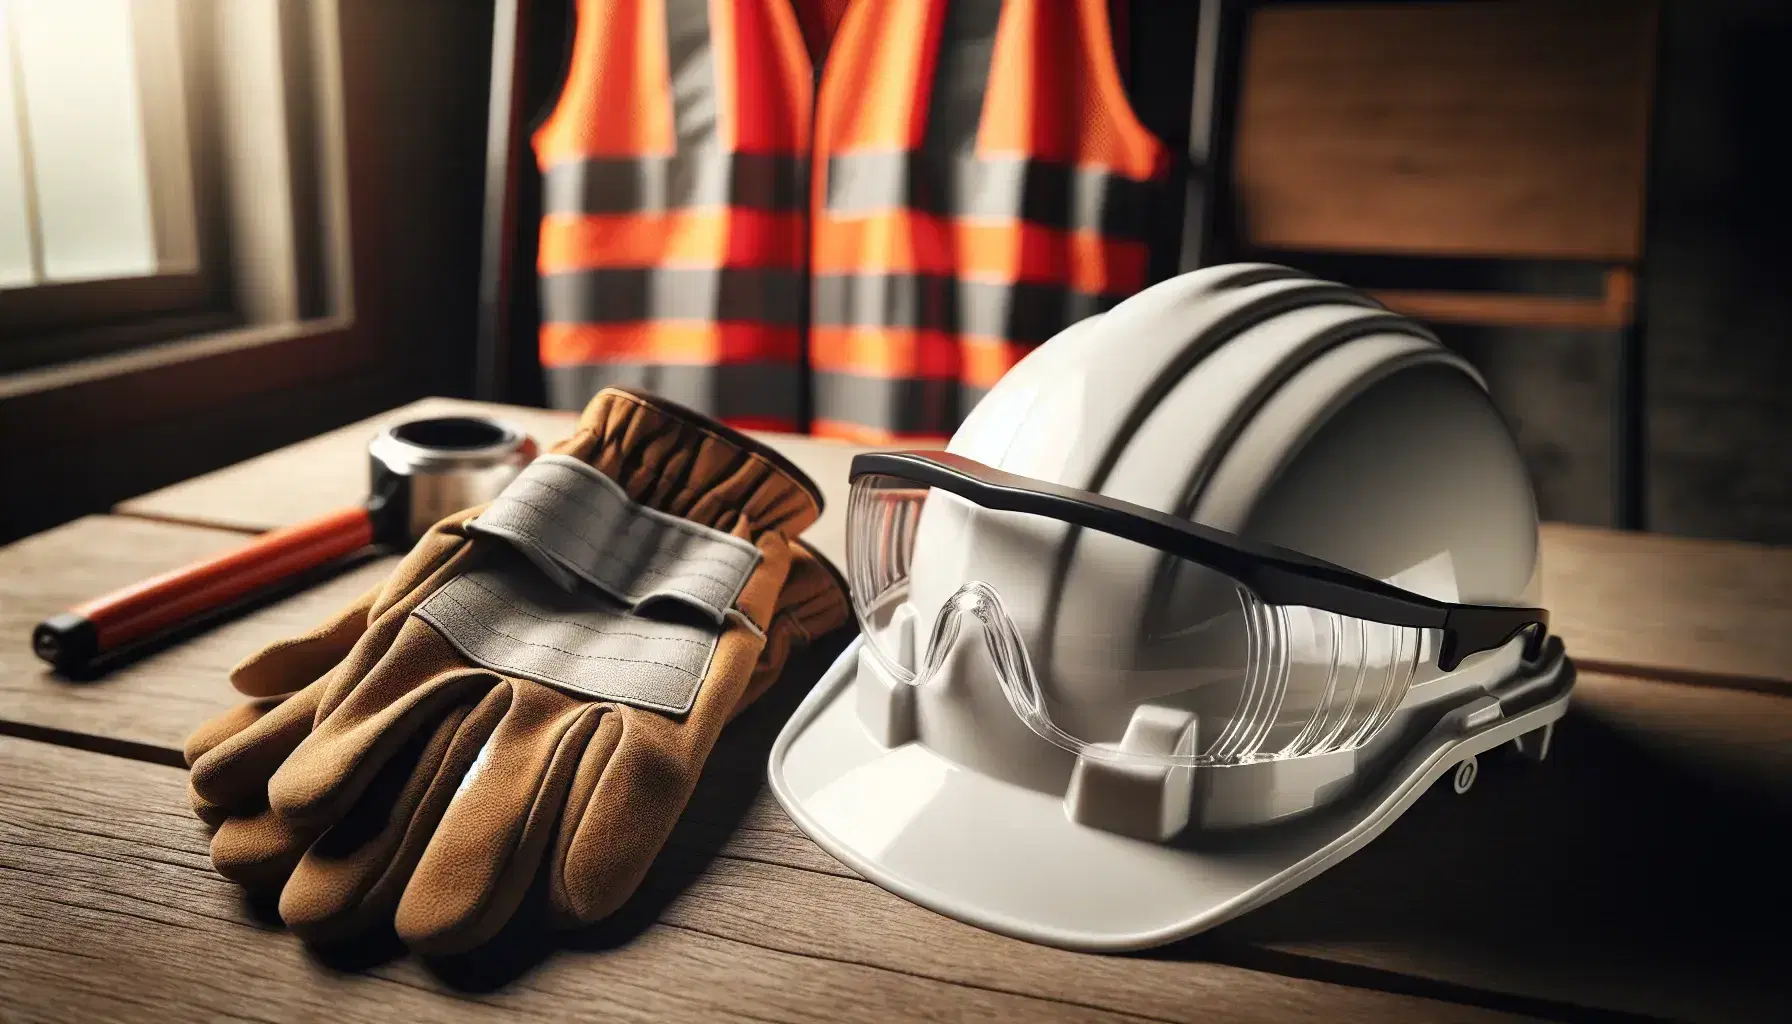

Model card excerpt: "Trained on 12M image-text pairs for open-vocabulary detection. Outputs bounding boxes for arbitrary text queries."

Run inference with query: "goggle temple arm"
[1438,607,1552,672]
[851,449,1552,676]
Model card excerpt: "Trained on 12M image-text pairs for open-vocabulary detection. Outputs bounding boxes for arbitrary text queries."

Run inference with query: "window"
[0,0,335,372]
[0,0,500,548]
[1,0,200,286]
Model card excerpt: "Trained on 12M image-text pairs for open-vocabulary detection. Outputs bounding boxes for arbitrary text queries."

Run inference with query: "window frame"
[0,0,497,544]
[0,0,235,357]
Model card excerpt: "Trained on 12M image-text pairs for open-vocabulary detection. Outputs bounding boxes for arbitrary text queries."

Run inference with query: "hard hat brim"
[768,635,1574,953]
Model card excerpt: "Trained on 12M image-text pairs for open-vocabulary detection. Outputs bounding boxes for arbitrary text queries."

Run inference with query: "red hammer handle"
[33,505,376,674]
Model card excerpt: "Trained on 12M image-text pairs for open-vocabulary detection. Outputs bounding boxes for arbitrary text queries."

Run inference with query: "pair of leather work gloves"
[183,389,850,954]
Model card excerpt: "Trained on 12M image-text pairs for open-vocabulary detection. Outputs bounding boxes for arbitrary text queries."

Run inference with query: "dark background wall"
[1220,0,1790,545]
[251,0,1792,548]
[1412,0,1790,543]
[1632,0,1791,543]
[400,0,1792,547]
[6,1,1783,548]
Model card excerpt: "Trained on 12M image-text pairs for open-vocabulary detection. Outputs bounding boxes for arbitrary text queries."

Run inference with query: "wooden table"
[3,398,1788,1023]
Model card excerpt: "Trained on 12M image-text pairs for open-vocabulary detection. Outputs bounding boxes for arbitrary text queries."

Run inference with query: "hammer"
[33,414,539,676]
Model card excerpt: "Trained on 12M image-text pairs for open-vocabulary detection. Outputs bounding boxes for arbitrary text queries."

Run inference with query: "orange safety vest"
[533,0,1170,443]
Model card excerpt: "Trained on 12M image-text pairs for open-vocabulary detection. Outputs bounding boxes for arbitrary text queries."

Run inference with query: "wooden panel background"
[1232,1,1659,260]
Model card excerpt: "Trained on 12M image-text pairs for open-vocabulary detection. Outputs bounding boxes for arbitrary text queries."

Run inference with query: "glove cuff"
[772,539,851,644]
[554,388,823,541]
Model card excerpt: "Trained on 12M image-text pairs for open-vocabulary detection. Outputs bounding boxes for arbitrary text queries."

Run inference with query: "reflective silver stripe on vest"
[541,151,806,215]
[925,0,1002,151]
[812,372,987,438]
[415,549,723,715]
[822,155,1157,240]
[465,454,761,623]
[541,0,805,216]
[820,0,1157,238]
[810,274,1121,345]
[665,0,718,150]
[544,362,803,425]
[540,267,806,327]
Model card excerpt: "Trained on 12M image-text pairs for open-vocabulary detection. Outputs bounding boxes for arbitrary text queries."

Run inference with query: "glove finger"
[268,618,498,827]
[395,682,607,954]
[543,708,628,926]
[190,537,465,835]
[230,583,380,699]
[302,519,483,725]
[210,806,323,893]
[185,693,287,769]
[189,683,325,813]
[215,670,489,918]
[192,797,231,831]
[546,622,769,928]
[731,537,851,720]
[280,693,497,945]
[196,688,330,885]
[541,533,790,928]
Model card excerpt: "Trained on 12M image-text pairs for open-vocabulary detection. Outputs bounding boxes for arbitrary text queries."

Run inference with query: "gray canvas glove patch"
[466,453,761,623]
[415,455,769,713]
[416,547,725,715]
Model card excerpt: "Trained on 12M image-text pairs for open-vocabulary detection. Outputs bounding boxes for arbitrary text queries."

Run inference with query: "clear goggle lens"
[846,473,1425,768]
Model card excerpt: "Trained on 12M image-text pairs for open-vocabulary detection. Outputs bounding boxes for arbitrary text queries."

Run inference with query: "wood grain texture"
[683,667,1791,1024]
[0,515,398,760]
[0,530,1782,1020]
[1371,289,1627,331]
[114,396,870,570]
[1572,669,1792,797]
[1371,268,1636,330]
[0,737,1530,1024]
[1541,521,1792,690]
[1233,1,1658,260]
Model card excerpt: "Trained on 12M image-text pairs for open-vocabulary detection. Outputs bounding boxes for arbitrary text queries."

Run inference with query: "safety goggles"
[846,450,1550,769]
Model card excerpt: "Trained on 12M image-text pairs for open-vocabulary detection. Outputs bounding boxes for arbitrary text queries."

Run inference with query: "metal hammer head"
[366,415,539,544]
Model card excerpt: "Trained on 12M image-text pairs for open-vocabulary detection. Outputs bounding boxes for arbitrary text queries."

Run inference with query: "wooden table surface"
[4,397,1788,1023]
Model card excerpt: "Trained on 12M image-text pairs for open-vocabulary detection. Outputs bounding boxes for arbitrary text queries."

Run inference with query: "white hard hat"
[768,264,1574,952]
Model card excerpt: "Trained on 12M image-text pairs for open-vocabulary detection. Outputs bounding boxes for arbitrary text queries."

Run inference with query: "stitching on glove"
[467,455,763,623]
[456,576,710,651]
[506,468,758,568]
[414,557,728,716]
[488,489,750,584]
[432,589,702,678]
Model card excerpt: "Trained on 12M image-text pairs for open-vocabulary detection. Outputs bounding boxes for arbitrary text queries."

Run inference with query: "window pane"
[0,7,35,287]
[12,0,156,283]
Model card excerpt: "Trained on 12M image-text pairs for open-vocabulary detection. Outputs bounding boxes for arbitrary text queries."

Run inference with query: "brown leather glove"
[183,537,847,937]
[187,389,847,952]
